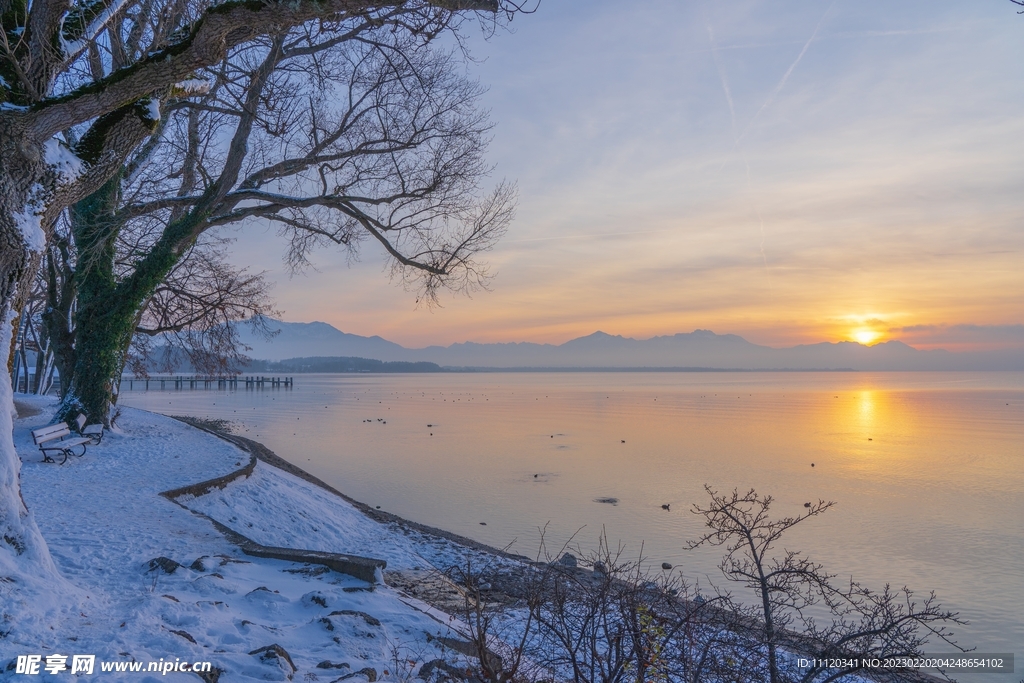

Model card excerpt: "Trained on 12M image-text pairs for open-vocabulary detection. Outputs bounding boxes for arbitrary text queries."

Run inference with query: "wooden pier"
[124,376,293,391]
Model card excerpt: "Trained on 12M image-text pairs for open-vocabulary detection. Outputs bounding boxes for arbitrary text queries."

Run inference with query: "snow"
[8,137,82,249]
[0,316,72,659]
[144,98,161,123]
[173,79,212,96]
[59,0,133,61]
[185,459,510,574]
[13,186,46,253]
[43,138,84,184]
[5,398,511,680]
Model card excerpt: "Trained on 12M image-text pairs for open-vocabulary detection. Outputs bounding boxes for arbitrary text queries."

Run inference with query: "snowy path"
[5,399,504,681]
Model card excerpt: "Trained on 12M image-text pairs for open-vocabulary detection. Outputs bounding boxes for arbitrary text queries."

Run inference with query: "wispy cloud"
[236,0,1024,348]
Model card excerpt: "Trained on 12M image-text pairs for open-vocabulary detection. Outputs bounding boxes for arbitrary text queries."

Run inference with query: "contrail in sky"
[706,4,774,292]
[706,1,838,291]
[706,22,738,140]
[734,0,839,147]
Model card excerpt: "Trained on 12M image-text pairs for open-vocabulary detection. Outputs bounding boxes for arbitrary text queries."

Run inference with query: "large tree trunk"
[55,303,137,427]
[55,178,128,425]
[58,258,194,426]
[56,179,201,426]
[0,118,62,584]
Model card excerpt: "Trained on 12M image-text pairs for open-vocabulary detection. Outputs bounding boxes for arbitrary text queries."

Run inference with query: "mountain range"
[232,319,1024,371]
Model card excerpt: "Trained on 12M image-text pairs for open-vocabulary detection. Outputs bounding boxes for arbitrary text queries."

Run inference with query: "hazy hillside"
[231,318,1023,371]
[246,357,443,373]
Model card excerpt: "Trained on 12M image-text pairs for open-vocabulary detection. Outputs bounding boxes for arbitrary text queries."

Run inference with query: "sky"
[224,0,1024,352]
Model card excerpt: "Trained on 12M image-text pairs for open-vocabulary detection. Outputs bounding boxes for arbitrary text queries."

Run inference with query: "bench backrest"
[75,413,103,434]
[32,423,71,445]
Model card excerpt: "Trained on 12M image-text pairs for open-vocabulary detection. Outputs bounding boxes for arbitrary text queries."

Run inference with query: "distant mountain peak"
[229,318,1019,370]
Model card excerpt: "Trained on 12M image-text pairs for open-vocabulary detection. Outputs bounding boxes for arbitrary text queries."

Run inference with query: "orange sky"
[225,1,1024,353]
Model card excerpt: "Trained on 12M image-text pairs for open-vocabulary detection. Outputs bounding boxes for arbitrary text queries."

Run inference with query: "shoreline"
[167,414,948,683]
[11,399,951,683]
[169,415,534,567]
[12,398,513,681]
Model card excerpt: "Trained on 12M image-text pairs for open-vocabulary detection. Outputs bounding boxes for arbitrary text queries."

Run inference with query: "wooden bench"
[75,414,104,444]
[31,423,90,464]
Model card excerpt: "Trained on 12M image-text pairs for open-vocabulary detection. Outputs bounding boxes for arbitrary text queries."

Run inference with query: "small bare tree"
[126,236,279,377]
[441,531,753,683]
[524,536,739,683]
[689,486,966,683]
[433,498,970,683]
[444,560,539,683]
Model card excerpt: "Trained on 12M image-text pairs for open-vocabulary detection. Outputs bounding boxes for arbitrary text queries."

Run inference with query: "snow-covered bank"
[4,397,509,681]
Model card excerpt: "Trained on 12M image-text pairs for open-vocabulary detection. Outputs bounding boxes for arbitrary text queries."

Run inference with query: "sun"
[852,328,881,345]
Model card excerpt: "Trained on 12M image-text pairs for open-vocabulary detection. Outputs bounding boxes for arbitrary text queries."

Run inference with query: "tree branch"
[45,99,159,225]
[25,0,498,139]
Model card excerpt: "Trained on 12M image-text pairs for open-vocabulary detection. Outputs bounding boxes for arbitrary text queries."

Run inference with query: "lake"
[121,371,1024,679]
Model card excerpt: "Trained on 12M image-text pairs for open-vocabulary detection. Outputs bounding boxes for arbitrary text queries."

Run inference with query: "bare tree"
[435,502,968,683]
[444,560,540,683]
[689,486,966,683]
[126,238,279,378]
[440,531,756,683]
[522,537,744,683]
[0,0,521,611]
[53,26,513,424]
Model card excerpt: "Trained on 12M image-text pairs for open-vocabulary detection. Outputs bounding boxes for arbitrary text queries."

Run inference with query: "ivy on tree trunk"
[56,176,208,426]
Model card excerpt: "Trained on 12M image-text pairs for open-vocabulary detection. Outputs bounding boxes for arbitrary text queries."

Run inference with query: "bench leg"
[41,449,67,465]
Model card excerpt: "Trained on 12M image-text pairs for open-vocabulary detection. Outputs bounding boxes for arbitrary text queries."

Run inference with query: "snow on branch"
[59,0,134,62]
[44,138,85,184]
[171,79,213,97]
[14,185,48,254]
[142,97,161,122]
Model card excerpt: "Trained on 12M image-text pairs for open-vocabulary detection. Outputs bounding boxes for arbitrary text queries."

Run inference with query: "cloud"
[228,0,1024,348]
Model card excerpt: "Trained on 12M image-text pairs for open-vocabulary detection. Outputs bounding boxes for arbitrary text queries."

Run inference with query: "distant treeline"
[244,356,444,373]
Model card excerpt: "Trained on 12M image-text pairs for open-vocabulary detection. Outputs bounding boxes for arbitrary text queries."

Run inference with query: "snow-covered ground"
[3,397,509,681]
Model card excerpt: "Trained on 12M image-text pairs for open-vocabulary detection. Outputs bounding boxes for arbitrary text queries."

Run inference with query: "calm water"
[122,372,1024,677]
